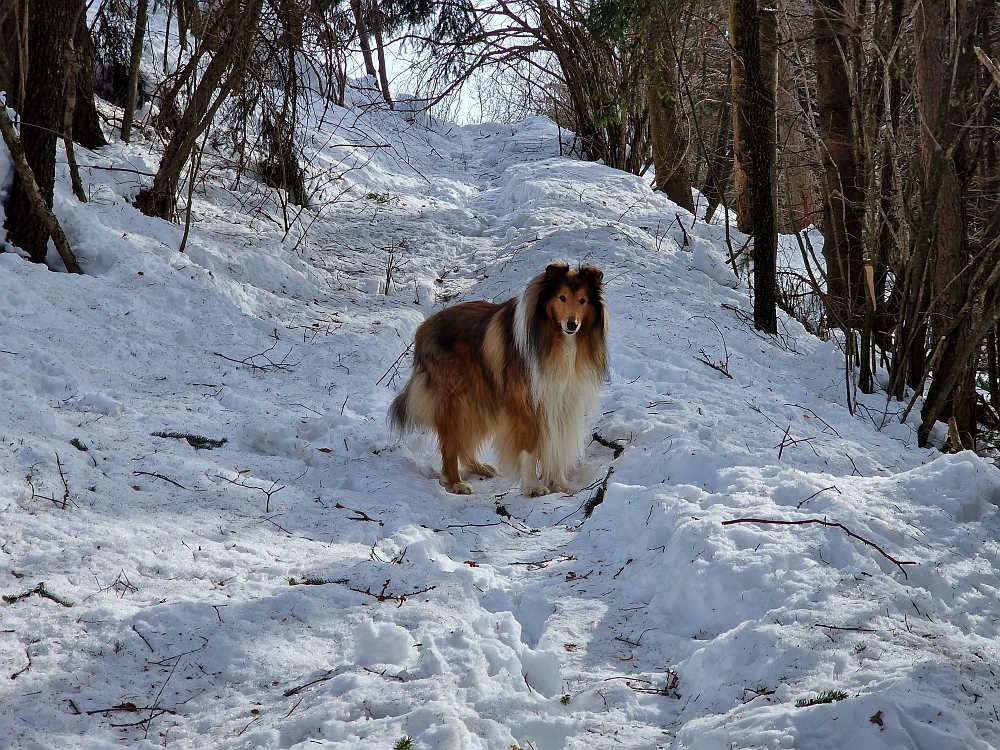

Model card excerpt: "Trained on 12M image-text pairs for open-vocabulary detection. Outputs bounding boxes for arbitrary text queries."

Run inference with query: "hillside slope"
[1,93,999,750]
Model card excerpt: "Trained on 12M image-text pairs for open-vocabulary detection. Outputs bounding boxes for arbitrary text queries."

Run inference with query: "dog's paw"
[446,481,475,495]
[523,484,551,497]
[541,474,572,493]
[466,462,498,478]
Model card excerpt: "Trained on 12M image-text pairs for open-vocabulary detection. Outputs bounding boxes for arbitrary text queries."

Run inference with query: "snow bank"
[0,87,998,750]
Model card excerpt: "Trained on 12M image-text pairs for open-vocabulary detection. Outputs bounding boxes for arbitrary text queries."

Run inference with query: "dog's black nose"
[565,318,579,333]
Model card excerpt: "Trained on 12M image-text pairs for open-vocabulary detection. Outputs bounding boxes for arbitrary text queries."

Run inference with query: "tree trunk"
[0,2,16,101]
[701,81,733,224]
[120,0,149,142]
[863,0,904,392]
[913,0,987,447]
[731,3,776,236]
[776,41,817,231]
[264,0,308,207]
[350,0,378,80]
[729,4,751,233]
[989,328,1000,412]
[0,0,29,114]
[136,0,264,221]
[814,0,864,332]
[155,0,243,133]
[732,0,778,332]
[645,1,694,212]
[369,0,394,108]
[62,34,87,203]
[0,100,82,272]
[4,0,77,263]
[538,5,602,163]
[177,0,188,53]
[70,10,107,149]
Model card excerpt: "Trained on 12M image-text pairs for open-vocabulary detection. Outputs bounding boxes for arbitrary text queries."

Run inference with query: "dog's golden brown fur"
[389,262,608,495]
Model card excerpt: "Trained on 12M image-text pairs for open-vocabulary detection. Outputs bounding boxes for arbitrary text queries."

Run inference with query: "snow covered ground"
[2,88,1000,750]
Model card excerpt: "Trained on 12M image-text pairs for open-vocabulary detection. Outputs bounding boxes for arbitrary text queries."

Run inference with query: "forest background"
[2,0,999,451]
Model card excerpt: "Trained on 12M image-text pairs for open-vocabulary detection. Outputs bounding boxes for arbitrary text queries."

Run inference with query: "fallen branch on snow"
[3,582,74,607]
[347,579,436,607]
[133,470,188,489]
[214,340,297,372]
[151,431,227,450]
[283,669,337,696]
[721,517,916,578]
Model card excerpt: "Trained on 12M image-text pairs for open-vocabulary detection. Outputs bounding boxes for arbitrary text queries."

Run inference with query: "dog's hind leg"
[461,452,497,478]
[437,416,474,494]
[439,442,473,495]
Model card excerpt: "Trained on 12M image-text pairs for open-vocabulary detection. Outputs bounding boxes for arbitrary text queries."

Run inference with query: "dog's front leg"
[541,468,572,495]
[519,452,549,496]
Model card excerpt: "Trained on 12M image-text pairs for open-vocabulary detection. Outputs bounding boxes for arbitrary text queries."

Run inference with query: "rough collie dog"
[389,262,608,496]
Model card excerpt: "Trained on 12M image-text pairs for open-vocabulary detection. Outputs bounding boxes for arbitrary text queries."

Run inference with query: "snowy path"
[1,99,1000,750]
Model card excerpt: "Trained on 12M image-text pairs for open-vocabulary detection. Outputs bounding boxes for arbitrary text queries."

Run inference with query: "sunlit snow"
[1,86,999,750]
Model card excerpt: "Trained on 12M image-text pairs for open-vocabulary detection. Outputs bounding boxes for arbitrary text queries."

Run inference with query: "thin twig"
[694,352,733,378]
[775,426,818,459]
[508,554,575,570]
[55,453,70,509]
[94,570,138,599]
[86,703,176,716]
[370,541,406,564]
[283,669,337,697]
[214,340,297,372]
[146,638,209,667]
[178,131,207,254]
[721,517,916,577]
[786,404,842,437]
[10,644,34,679]
[376,343,412,387]
[347,579,436,608]
[797,485,841,509]
[814,623,877,633]
[334,503,384,525]
[975,46,1000,87]
[219,472,286,513]
[132,624,155,652]
[133,471,188,490]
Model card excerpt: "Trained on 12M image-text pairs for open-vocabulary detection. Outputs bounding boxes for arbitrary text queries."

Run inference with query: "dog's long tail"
[389,366,436,437]
[388,381,413,437]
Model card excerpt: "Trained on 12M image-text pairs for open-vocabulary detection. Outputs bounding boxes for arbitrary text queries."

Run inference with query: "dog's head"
[542,262,605,336]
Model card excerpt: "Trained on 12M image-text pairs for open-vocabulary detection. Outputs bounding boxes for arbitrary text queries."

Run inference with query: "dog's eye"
[580,298,587,305]
[559,295,566,302]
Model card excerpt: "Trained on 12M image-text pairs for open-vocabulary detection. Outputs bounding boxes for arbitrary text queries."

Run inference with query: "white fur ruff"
[513,294,603,486]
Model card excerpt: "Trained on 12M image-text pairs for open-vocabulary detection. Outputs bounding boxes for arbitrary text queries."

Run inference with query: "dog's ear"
[545,261,570,278]
[580,265,604,285]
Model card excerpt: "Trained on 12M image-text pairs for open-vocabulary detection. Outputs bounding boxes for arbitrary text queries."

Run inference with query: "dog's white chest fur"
[530,337,601,482]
